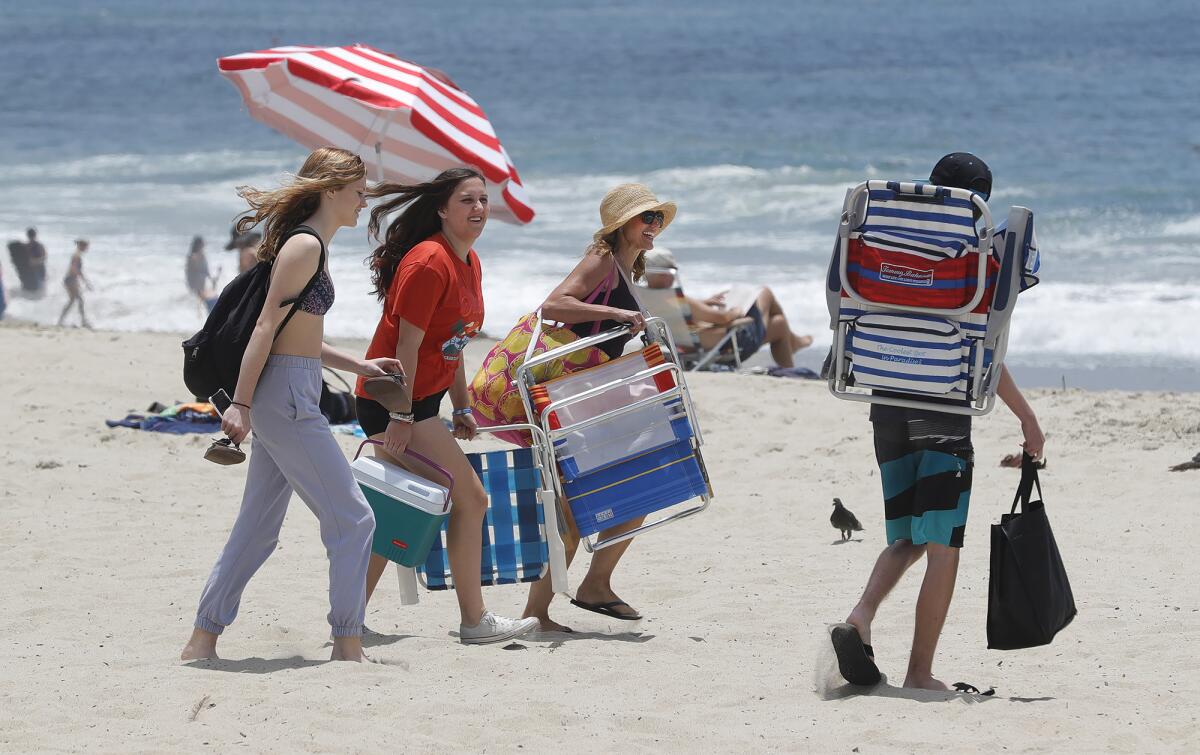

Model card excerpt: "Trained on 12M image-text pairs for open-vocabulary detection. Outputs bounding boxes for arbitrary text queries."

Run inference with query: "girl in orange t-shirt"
[356,167,537,645]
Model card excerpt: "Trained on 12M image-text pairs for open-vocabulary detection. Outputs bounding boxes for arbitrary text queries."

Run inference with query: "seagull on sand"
[1169,452,1200,472]
[830,497,864,541]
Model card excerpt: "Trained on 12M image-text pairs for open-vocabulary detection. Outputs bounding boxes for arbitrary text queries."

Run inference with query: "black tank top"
[569,269,641,360]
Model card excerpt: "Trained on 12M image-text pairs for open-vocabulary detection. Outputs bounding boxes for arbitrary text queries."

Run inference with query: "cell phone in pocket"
[209,389,233,418]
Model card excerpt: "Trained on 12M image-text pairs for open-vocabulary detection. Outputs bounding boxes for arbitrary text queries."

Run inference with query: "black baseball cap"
[930,152,992,199]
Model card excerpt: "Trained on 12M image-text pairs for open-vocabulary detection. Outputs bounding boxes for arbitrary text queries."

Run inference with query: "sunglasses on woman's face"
[639,210,665,226]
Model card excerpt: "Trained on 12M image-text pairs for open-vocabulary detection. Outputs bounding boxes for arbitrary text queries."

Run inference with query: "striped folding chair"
[397,424,568,602]
[517,327,713,552]
[824,180,1035,415]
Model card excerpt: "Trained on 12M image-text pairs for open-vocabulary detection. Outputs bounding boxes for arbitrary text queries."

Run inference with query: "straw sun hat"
[593,183,677,241]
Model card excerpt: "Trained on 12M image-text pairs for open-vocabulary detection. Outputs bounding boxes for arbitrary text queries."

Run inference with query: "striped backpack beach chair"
[824,180,1038,415]
[394,424,569,604]
[516,321,712,552]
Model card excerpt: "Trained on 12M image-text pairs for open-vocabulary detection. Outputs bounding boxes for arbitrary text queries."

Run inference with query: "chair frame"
[640,266,751,372]
[515,317,712,552]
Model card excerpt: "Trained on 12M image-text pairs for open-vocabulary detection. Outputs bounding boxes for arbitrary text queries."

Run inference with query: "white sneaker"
[459,611,539,645]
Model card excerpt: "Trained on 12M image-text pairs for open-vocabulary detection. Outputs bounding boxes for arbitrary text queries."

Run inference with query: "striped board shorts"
[872,418,974,548]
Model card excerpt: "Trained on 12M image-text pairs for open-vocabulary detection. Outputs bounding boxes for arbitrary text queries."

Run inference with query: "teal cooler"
[351,455,452,568]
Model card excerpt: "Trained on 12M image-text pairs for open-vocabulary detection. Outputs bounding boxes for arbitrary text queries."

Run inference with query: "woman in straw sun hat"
[517,182,676,631]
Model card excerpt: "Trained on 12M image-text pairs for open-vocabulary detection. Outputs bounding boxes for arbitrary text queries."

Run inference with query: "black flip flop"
[569,598,642,621]
[830,623,881,686]
[953,682,996,696]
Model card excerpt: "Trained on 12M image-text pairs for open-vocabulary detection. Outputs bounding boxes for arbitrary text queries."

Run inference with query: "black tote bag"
[987,453,1077,650]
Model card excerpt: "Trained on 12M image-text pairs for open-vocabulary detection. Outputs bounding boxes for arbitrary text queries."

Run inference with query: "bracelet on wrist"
[232,401,251,410]
[388,411,415,424]
[451,407,473,417]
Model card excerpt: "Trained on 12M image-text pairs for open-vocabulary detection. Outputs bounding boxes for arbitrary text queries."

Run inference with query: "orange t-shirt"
[356,234,484,401]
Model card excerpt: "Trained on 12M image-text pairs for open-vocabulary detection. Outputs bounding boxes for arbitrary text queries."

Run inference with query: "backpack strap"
[273,225,327,340]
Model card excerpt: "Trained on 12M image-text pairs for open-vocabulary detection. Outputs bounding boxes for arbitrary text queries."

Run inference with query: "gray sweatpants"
[194,355,375,638]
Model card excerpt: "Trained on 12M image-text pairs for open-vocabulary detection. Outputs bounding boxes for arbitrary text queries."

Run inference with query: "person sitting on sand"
[57,239,93,328]
[828,152,1046,692]
[642,248,812,367]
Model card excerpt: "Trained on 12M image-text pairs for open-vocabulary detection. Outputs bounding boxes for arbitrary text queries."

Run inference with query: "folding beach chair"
[824,180,1037,415]
[638,266,756,371]
[393,423,569,603]
[515,318,713,552]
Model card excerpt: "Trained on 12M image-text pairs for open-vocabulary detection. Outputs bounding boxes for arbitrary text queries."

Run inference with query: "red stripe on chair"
[845,239,998,311]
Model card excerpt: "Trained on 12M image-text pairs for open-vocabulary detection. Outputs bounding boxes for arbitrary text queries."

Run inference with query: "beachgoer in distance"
[226,227,263,274]
[26,228,47,292]
[0,259,7,320]
[519,183,673,631]
[185,235,220,313]
[181,146,401,663]
[643,248,813,367]
[57,239,93,328]
[355,167,539,644]
[830,152,1046,691]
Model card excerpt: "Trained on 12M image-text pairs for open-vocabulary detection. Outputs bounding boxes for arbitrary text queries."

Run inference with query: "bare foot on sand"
[903,673,951,691]
[526,614,573,633]
[330,636,366,662]
[180,628,219,661]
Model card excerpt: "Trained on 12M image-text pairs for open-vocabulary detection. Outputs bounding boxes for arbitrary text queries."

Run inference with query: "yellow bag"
[468,312,608,447]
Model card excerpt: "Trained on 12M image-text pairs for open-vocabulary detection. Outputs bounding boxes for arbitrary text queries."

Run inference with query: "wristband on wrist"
[451,407,473,417]
[232,401,251,410]
[388,411,415,424]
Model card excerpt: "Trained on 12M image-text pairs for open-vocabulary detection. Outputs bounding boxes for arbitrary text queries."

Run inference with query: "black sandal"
[830,623,881,686]
[569,598,642,621]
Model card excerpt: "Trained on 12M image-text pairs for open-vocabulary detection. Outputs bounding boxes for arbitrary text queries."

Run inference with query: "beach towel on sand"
[106,403,221,435]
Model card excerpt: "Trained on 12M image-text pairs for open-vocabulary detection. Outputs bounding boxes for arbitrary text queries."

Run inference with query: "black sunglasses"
[639,210,665,226]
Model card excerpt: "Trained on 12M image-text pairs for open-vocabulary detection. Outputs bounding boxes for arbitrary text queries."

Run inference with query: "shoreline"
[6,317,1197,394]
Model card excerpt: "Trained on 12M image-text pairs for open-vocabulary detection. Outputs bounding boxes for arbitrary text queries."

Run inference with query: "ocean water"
[2,0,1198,386]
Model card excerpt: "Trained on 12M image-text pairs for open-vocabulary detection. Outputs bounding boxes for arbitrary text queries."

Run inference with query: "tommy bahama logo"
[880,263,934,287]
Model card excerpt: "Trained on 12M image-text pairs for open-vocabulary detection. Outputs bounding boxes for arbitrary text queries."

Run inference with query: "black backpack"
[182,226,326,401]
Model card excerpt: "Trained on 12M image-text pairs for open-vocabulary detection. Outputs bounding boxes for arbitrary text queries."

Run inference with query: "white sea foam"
[3,151,1198,369]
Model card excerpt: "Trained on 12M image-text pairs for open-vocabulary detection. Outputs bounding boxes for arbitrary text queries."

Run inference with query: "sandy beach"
[1,321,1198,753]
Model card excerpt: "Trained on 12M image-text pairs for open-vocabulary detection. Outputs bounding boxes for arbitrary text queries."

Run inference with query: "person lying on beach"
[829,152,1046,691]
[181,147,400,664]
[354,168,539,645]
[642,248,812,367]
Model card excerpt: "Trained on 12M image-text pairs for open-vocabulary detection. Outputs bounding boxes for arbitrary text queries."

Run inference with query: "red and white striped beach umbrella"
[218,44,534,224]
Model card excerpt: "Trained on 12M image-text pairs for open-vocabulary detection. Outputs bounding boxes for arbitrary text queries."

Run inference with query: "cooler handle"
[352,439,455,491]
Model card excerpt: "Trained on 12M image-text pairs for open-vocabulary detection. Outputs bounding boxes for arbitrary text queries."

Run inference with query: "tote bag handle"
[1010,452,1044,515]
